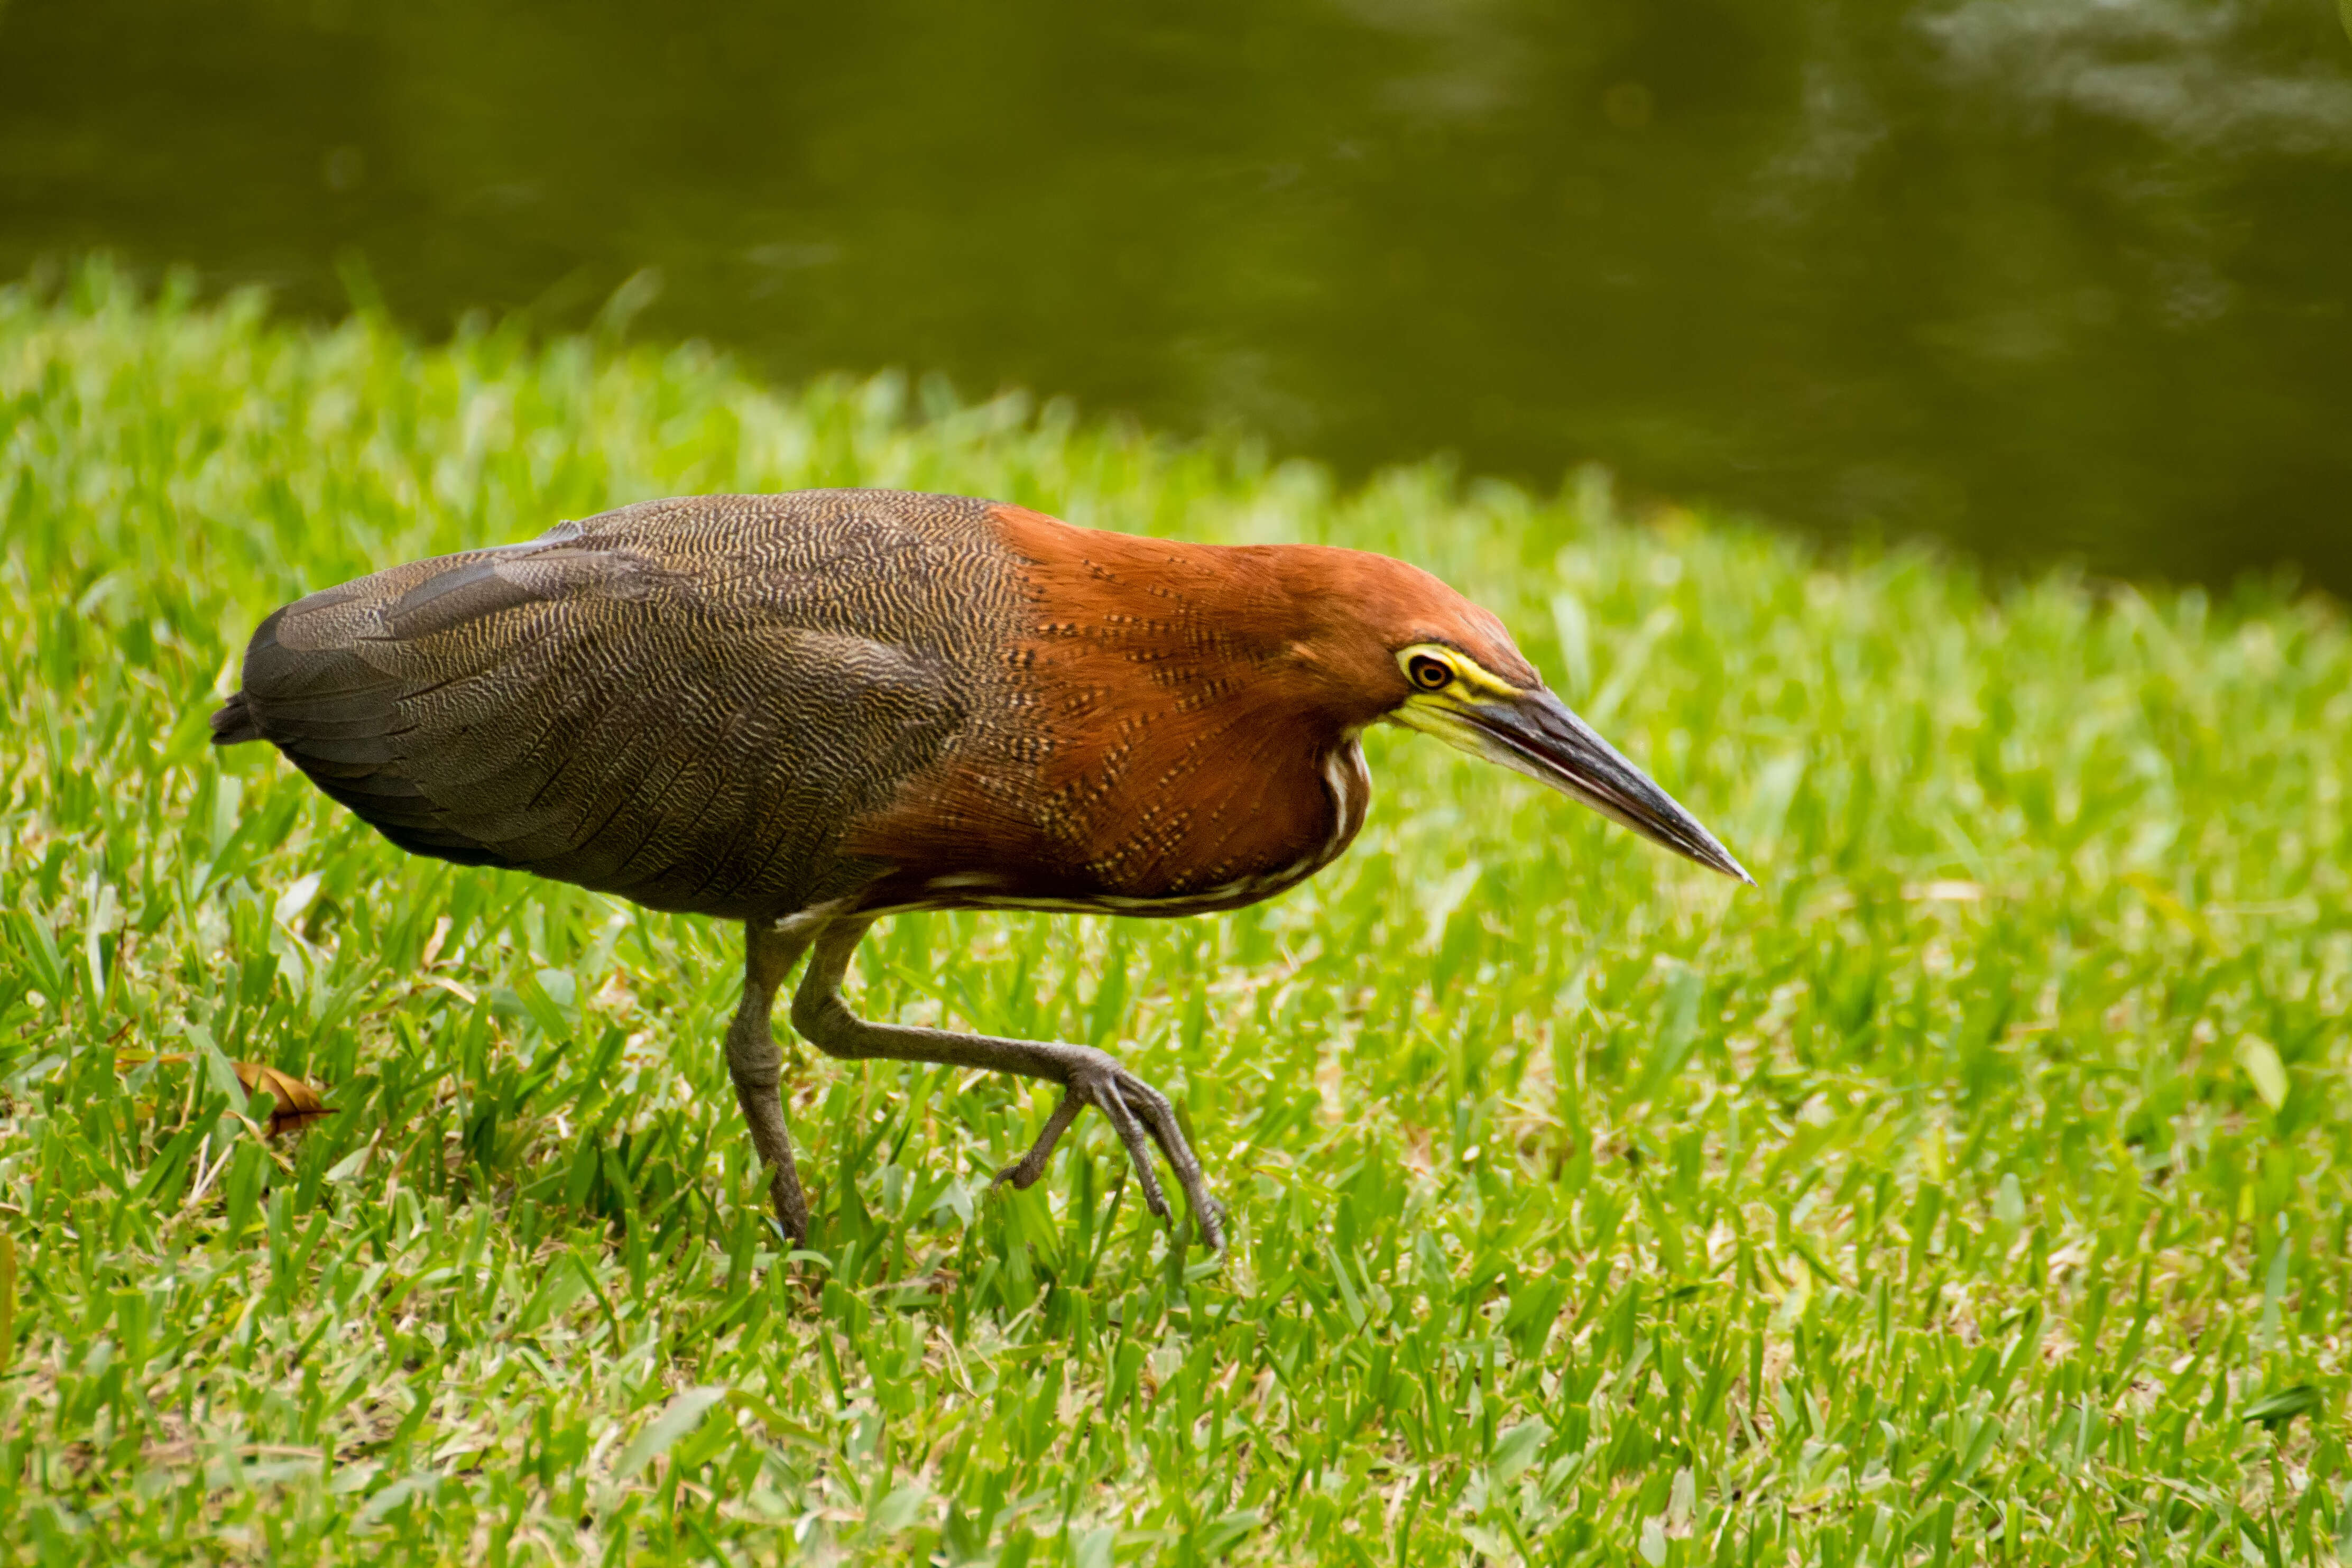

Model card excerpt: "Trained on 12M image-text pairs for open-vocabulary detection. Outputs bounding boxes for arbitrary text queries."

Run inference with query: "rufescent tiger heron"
[213,490,1749,1251]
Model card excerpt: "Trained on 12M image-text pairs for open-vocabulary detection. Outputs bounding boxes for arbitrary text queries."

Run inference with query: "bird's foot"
[768,1168,809,1249]
[992,1048,1225,1251]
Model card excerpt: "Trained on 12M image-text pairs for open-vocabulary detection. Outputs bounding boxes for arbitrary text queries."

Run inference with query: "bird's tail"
[209,691,262,745]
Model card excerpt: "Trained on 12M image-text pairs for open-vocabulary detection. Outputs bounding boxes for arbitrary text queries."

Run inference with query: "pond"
[3,0,2348,591]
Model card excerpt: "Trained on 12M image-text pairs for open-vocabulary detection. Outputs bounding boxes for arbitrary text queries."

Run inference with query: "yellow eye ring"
[1407,653,1453,691]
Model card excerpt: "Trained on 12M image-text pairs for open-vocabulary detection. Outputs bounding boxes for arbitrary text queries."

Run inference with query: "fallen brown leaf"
[116,1053,338,1136]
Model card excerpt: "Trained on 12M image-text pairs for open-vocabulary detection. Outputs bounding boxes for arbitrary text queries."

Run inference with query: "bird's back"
[214,491,1023,920]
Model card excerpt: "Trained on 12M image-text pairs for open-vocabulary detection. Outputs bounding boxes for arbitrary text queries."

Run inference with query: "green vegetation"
[1,263,2348,1564]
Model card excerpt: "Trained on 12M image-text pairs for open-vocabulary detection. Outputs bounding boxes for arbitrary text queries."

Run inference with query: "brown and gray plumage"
[215,489,1748,1250]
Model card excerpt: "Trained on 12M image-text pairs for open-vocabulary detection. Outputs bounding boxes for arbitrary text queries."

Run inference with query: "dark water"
[5,0,2349,590]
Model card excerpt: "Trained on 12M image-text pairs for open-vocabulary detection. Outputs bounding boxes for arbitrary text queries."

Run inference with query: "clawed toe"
[1101,1065,1224,1250]
[992,1090,1084,1192]
[988,1054,1225,1250]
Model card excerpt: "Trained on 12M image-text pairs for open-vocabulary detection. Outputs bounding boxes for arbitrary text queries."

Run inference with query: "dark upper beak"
[1468,689,1754,884]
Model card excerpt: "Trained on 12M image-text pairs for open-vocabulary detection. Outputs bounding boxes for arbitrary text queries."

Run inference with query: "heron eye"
[1407,654,1453,691]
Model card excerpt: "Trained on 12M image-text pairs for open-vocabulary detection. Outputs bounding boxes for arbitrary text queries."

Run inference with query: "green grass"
[2,259,2349,1565]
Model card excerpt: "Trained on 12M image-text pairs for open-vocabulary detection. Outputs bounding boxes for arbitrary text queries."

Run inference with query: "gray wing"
[215,491,1020,919]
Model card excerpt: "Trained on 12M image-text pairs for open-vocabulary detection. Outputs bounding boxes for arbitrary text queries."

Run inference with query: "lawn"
[1,261,2348,1565]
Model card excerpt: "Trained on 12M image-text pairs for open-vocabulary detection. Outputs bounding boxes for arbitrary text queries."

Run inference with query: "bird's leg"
[726,918,817,1244]
[789,918,1225,1250]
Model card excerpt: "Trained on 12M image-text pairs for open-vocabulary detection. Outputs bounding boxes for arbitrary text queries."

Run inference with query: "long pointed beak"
[1403,689,1754,883]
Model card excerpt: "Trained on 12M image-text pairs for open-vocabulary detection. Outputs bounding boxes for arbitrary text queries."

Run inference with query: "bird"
[211,488,1749,1251]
